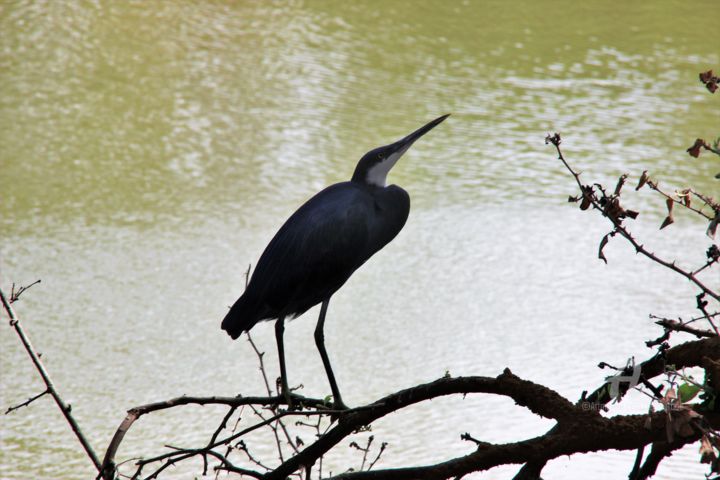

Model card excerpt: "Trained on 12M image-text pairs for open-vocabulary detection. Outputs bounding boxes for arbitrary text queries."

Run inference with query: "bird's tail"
[221,293,267,340]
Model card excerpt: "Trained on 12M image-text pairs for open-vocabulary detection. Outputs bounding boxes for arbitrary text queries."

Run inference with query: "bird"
[221,114,449,409]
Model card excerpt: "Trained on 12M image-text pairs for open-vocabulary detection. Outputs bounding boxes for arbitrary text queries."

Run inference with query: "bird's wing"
[248,183,375,314]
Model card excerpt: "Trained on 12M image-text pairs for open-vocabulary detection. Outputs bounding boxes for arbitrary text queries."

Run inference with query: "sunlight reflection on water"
[1,1,718,478]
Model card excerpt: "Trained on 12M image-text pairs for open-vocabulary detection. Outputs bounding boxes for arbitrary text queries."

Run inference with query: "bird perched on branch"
[222,114,449,409]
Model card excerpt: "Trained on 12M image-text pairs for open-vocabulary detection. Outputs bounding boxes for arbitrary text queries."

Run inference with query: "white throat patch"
[365,149,407,187]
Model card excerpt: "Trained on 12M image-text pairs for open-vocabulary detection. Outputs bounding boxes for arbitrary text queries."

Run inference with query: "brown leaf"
[625,209,639,219]
[678,189,691,207]
[708,214,719,239]
[635,170,649,190]
[614,174,628,195]
[700,435,717,464]
[664,387,677,403]
[698,70,719,93]
[660,215,674,230]
[687,138,705,158]
[598,234,610,264]
[665,198,674,215]
[580,195,591,211]
[568,195,579,203]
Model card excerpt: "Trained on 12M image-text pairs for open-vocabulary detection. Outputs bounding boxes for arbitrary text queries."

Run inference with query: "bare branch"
[0,288,102,472]
[100,393,330,479]
[651,317,716,339]
[9,279,41,303]
[5,389,50,414]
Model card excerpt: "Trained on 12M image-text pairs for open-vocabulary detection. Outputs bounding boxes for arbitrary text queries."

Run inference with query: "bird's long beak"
[356,113,450,187]
[390,113,450,157]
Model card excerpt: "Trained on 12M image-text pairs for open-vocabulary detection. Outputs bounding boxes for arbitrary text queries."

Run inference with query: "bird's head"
[351,114,450,187]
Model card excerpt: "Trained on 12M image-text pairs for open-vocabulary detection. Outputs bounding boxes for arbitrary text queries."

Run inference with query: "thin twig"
[646,183,714,220]
[650,316,716,339]
[9,279,41,303]
[235,440,272,472]
[545,133,719,302]
[367,442,387,471]
[0,288,102,471]
[5,389,50,414]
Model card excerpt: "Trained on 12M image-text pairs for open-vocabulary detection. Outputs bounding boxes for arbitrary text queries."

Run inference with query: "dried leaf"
[700,435,717,464]
[687,138,705,158]
[708,214,719,239]
[614,174,628,195]
[580,195,591,211]
[699,70,719,94]
[625,209,639,219]
[660,215,674,230]
[675,189,691,208]
[664,387,677,403]
[666,198,674,215]
[636,170,649,190]
[598,234,610,264]
[568,195,579,203]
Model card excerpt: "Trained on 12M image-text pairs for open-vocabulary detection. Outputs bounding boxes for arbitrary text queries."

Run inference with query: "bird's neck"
[351,156,400,188]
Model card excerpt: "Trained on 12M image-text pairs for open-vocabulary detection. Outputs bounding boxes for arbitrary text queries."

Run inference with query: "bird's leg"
[274,316,293,408]
[314,299,349,410]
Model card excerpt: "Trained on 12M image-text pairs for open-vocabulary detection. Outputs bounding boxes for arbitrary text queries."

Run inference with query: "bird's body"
[222,181,409,338]
[222,114,448,409]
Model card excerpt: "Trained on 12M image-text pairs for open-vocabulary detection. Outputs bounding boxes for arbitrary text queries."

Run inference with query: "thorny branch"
[545,133,719,304]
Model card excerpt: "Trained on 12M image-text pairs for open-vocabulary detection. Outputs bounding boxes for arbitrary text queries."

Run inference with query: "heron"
[221,114,449,409]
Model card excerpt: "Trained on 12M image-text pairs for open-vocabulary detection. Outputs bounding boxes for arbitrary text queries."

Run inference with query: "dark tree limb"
[325,412,719,480]
[632,436,698,480]
[512,336,720,479]
[263,369,596,480]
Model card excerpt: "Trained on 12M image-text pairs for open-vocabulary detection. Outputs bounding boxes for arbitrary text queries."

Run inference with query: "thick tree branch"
[632,436,698,480]
[514,336,720,479]
[327,412,719,480]
[263,369,591,480]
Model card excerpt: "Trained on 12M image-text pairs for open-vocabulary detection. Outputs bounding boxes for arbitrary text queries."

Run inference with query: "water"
[1,1,718,479]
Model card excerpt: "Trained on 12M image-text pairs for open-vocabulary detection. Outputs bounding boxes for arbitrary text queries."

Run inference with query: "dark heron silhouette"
[221,114,449,409]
